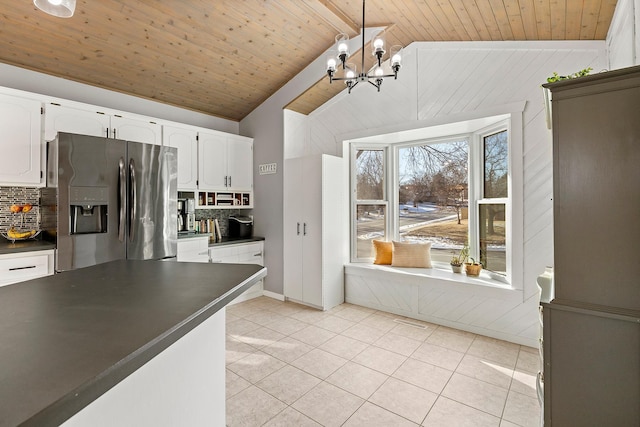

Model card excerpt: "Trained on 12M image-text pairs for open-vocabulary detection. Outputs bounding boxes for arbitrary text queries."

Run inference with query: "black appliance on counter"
[228,216,253,238]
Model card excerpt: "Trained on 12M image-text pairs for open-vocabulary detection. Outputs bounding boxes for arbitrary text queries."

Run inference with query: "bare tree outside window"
[398,141,468,263]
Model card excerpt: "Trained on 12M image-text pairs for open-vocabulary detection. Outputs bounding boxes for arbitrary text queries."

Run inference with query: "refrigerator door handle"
[129,158,137,242]
[118,157,126,242]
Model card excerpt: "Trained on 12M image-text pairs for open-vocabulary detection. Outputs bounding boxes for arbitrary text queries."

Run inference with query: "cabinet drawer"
[0,254,51,286]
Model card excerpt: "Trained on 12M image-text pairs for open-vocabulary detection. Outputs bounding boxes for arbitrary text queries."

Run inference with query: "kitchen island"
[0,259,266,426]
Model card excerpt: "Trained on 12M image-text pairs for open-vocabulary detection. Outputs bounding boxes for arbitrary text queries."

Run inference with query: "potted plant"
[465,257,482,277]
[543,67,593,129]
[450,245,468,273]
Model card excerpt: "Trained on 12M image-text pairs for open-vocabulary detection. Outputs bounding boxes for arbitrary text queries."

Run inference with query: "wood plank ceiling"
[0,0,617,121]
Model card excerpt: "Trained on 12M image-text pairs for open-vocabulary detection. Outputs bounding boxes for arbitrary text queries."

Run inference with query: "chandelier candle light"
[326,0,402,93]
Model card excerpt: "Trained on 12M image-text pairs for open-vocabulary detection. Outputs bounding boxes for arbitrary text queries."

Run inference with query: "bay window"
[350,116,513,283]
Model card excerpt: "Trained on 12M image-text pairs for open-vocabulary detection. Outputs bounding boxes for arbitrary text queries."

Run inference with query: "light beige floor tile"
[502,390,541,427]
[319,334,369,360]
[226,336,258,365]
[226,369,251,399]
[314,314,356,333]
[467,336,520,368]
[290,324,337,347]
[456,354,514,390]
[519,345,538,354]
[359,313,399,332]
[389,322,437,342]
[427,328,476,353]
[264,316,309,336]
[290,308,331,323]
[226,312,242,324]
[411,342,464,371]
[255,365,321,404]
[261,336,314,363]
[271,302,307,316]
[510,370,537,399]
[374,332,422,356]
[263,407,321,427]
[226,303,263,318]
[333,306,374,322]
[422,396,501,427]
[369,377,437,424]
[499,420,521,427]
[352,345,407,375]
[326,361,388,399]
[292,382,365,427]
[393,357,453,394]
[243,309,287,326]
[344,402,419,427]
[442,373,509,417]
[515,348,540,374]
[227,351,286,384]
[343,323,386,344]
[232,326,286,349]
[290,348,348,379]
[226,385,287,427]
[227,318,262,335]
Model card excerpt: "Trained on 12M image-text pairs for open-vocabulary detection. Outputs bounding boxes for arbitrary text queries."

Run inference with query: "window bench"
[344,263,539,347]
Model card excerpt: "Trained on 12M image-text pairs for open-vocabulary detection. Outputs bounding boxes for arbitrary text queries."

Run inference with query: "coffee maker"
[177,198,196,233]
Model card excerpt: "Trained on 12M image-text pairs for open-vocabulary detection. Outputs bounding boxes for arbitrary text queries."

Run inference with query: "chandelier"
[326,0,402,93]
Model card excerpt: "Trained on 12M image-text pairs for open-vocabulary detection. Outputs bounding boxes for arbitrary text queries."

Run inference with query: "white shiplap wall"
[289,41,608,346]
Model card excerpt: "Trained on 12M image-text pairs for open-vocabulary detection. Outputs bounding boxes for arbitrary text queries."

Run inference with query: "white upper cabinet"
[198,131,252,191]
[44,103,161,145]
[163,125,198,190]
[0,93,43,186]
[111,116,161,145]
[44,104,110,140]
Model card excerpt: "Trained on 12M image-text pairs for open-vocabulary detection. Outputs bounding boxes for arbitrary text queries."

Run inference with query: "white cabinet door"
[283,157,305,302]
[227,136,253,191]
[176,237,210,263]
[301,156,323,307]
[0,94,42,186]
[112,116,161,145]
[44,104,110,141]
[198,131,227,190]
[163,125,198,190]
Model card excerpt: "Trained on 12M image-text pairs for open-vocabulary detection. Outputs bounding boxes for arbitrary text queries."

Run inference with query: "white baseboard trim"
[263,290,285,301]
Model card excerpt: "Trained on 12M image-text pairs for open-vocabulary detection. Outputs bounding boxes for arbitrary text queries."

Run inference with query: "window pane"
[398,141,468,263]
[355,204,386,258]
[484,130,508,198]
[479,203,506,274]
[356,150,384,200]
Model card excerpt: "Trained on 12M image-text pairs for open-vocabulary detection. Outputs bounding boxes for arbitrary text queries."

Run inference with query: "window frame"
[348,115,519,287]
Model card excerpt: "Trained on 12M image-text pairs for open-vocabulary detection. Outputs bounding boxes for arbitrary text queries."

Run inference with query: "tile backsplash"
[195,209,246,237]
[0,187,41,232]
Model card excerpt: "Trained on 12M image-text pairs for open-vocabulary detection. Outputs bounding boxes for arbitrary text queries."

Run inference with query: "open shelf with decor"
[197,191,252,209]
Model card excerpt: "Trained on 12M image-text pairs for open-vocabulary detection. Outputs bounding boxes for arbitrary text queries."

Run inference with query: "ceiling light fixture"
[326,0,402,93]
[34,0,76,18]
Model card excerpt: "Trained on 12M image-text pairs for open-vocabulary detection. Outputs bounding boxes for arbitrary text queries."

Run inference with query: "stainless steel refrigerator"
[44,132,178,271]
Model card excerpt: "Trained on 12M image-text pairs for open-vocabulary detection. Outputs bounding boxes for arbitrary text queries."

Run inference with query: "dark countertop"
[177,233,264,247]
[0,259,266,427]
[0,239,56,255]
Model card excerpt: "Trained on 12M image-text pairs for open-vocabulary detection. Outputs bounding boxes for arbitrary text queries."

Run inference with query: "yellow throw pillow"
[391,241,432,268]
[372,240,393,265]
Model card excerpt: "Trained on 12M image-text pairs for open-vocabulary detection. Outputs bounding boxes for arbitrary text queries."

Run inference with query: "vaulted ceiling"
[0,0,618,121]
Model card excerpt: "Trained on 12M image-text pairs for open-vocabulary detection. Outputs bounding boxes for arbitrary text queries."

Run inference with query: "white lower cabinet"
[0,250,55,287]
[209,241,264,304]
[176,237,210,263]
[283,154,344,310]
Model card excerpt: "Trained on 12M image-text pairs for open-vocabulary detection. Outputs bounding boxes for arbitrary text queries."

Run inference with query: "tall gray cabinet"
[543,66,640,426]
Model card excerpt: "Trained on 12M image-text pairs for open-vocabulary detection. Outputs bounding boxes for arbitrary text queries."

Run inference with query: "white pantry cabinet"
[44,103,161,145]
[198,132,253,192]
[0,93,43,186]
[209,241,264,304]
[283,154,344,310]
[163,125,198,190]
[0,250,55,287]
